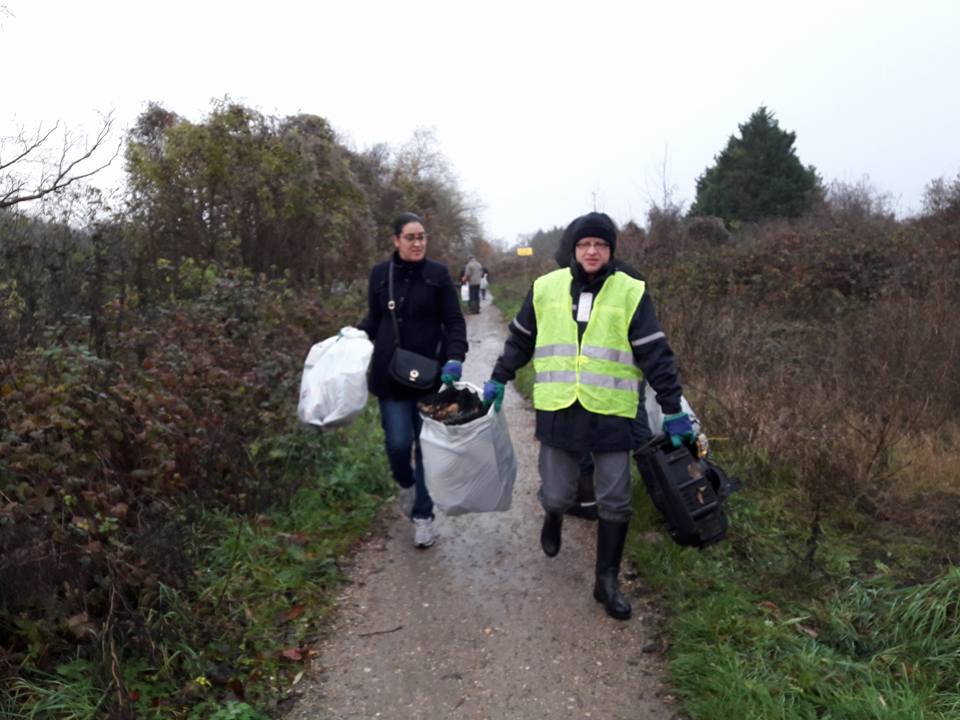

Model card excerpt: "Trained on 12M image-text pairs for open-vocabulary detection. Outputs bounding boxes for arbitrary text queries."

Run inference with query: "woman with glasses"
[356,213,468,548]
[481,212,693,620]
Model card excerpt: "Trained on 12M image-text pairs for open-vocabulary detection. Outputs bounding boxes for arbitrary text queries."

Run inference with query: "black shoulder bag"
[387,261,440,390]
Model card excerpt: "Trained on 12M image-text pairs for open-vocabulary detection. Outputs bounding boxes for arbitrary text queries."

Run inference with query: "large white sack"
[643,383,702,436]
[297,327,373,430]
[419,381,517,515]
[460,283,469,302]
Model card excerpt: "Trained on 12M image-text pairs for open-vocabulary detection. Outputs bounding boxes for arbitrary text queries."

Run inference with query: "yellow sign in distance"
[516,247,534,256]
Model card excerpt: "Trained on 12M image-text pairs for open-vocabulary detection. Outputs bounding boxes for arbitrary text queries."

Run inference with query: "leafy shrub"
[0,270,376,716]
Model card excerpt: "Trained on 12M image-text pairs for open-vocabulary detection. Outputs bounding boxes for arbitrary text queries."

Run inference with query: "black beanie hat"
[565,212,617,254]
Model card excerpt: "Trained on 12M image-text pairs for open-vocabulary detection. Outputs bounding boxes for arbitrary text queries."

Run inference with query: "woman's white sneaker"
[413,517,436,548]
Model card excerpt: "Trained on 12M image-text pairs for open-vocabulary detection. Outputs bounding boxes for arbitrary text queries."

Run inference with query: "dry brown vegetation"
[487,178,960,568]
[612,183,960,564]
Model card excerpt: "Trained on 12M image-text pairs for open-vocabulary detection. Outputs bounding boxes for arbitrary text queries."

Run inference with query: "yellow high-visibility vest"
[532,268,645,418]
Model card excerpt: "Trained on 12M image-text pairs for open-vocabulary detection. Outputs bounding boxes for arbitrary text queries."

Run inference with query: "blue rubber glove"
[482,379,505,412]
[662,412,695,448]
[440,360,462,386]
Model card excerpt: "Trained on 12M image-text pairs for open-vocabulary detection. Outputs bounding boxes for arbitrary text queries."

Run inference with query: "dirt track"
[286,295,675,720]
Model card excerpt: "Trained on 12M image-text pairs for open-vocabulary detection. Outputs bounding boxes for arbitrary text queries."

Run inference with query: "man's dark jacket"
[491,259,683,452]
[553,230,657,449]
[357,252,467,400]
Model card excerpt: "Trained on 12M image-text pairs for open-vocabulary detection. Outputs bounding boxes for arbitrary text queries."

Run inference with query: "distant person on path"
[480,267,489,301]
[464,254,483,314]
[482,212,694,620]
[356,212,468,549]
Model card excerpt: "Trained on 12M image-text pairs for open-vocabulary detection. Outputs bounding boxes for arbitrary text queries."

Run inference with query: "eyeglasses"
[575,240,610,251]
[401,233,428,243]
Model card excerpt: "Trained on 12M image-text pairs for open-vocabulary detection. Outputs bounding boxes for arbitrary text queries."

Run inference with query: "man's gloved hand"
[662,412,696,448]
[441,360,462,386]
[482,379,505,412]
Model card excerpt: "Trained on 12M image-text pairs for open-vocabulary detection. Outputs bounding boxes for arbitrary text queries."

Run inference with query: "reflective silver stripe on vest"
[534,343,578,359]
[536,370,639,393]
[581,344,634,366]
[535,370,578,384]
[579,371,641,392]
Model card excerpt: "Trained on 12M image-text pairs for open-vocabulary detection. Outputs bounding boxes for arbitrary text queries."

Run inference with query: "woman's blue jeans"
[378,397,434,519]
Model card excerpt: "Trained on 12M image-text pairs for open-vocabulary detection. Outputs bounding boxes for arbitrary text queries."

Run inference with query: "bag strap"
[387,261,402,349]
[389,261,442,359]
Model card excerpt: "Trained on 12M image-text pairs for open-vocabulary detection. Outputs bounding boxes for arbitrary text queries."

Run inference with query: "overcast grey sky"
[4,0,959,243]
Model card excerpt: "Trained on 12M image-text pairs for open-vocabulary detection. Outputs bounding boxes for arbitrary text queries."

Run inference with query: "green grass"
[491,274,959,719]
[173,402,393,714]
[627,462,960,719]
[5,403,393,719]
[0,664,109,720]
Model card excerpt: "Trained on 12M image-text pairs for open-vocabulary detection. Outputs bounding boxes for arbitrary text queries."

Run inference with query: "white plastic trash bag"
[643,382,702,436]
[297,327,373,430]
[419,381,517,515]
[460,283,469,302]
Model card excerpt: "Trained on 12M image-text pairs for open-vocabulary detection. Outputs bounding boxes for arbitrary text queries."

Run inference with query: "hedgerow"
[0,268,379,717]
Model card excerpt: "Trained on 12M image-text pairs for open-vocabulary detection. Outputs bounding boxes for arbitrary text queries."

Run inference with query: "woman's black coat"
[357,252,468,400]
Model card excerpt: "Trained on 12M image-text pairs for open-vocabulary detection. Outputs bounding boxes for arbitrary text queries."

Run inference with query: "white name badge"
[576,292,593,322]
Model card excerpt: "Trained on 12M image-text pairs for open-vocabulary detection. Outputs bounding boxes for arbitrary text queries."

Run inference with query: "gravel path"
[286,295,675,720]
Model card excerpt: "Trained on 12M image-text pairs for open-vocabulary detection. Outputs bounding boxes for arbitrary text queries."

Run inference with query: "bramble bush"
[613,180,959,719]
[0,268,372,716]
[616,191,960,562]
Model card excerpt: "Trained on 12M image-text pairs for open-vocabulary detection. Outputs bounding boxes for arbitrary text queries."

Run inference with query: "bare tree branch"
[0,114,120,210]
[0,123,58,172]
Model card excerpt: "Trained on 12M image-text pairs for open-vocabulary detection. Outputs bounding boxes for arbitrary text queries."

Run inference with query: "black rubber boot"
[540,511,563,557]
[593,519,632,620]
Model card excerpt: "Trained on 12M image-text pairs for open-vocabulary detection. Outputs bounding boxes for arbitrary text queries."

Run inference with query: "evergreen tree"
[690,106,821,227]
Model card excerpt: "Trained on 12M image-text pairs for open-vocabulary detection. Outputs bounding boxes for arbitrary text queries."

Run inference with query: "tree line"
[0,100,483,359]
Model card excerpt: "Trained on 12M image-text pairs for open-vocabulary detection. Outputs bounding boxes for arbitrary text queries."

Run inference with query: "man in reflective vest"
[483,212,694,620]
